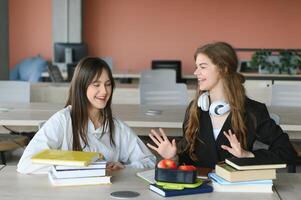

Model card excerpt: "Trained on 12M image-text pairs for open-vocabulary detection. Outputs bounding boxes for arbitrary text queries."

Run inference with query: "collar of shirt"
[87,119,108,139]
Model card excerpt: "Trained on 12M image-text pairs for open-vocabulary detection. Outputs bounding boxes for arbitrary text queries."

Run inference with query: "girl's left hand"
[106,162,125,171]
[221,129,254,158]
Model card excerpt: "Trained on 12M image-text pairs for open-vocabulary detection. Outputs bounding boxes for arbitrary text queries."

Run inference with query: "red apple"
[157,159,177,169]
[178,165,197,171]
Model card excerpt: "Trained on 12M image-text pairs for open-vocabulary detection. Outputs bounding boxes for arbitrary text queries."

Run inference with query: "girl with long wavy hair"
[147,42,296,168]
[18,57,155,174]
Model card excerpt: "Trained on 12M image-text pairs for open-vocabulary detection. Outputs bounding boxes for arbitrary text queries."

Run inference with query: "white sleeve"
[16,111,66,174]
[117,121,156,169]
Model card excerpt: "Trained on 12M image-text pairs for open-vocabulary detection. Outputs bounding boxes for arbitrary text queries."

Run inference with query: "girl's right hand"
[147,128,177,159]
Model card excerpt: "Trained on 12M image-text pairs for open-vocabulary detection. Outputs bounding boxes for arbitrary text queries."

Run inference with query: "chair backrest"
[48,64,64,82]
[140,83,188,105]
[0,81,30,103]
[151,60,183,83]
[67,63,77,82]
[140,70,176,85]
[271,84,301,107]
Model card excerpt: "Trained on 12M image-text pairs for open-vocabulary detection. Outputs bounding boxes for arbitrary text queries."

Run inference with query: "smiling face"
[86,69,112,114]
[194,53,223,92]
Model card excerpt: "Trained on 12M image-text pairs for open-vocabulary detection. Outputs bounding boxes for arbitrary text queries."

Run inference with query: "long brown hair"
[65,57,115,151]
[182,42,247,161]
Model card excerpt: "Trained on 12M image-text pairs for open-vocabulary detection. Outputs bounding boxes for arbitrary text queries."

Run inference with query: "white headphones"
[197,91,230,116]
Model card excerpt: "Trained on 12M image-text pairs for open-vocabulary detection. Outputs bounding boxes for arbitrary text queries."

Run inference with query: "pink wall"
[9,0,52,68]
[9,0,301,74]
[83,0,301,74]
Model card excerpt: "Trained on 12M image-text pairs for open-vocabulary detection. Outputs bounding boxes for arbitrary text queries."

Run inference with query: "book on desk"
[51,160,107,179]
[209,172,273,193]
[215,163,276,182]
[225,157,286,170]
[31,149,102,167]
[149,183,213,197]
[48,171,111,186]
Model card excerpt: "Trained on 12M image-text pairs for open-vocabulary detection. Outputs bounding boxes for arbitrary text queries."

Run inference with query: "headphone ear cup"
[197,92,210,111]
[209,101,230,116]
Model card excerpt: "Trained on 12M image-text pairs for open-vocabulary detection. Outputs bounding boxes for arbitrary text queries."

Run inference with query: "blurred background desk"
[0,102,301,138]
[0,103,186,136]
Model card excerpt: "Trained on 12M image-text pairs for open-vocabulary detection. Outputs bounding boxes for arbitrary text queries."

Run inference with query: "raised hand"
[147,128,177,159]
[221,129,254,158]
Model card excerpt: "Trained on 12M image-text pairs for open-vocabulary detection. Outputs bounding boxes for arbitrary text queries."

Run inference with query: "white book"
[55,160,107,170]
[51,166,106,178]
[211,182,273,193]
[209,173,273,193]
[136,169,156,184]
[48,171,111,186]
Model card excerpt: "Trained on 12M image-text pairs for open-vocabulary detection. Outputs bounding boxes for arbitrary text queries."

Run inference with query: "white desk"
[0,166,281,200]
[0,103,301,136]
[273,173,301,200]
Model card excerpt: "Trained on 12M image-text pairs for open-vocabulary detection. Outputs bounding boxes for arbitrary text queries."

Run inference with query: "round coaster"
[110,191,140,199]
[0,107,10,113]
[145,109,162,116]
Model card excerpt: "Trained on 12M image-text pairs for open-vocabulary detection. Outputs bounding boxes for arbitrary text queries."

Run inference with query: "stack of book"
[209,157,286,193]
[31,149,111,186]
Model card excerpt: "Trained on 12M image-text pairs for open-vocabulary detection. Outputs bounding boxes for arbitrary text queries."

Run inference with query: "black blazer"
[178,98,297,168]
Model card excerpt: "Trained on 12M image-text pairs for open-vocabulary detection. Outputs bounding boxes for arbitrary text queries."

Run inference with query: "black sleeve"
[252,103,297,164]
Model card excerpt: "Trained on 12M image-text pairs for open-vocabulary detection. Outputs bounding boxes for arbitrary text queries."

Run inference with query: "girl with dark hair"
[18,57,155,174]
[147,42,296,168]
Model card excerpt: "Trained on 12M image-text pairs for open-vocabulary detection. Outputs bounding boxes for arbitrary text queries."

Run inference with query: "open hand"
[147,128,177,159]
[221,129,254,158]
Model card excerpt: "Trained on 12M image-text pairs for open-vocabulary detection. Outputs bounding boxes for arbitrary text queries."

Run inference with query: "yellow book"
[31,149,103,167]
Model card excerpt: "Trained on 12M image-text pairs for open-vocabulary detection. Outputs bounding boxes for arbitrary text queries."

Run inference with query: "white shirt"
[17,106,156,174]
[213,128,221,140]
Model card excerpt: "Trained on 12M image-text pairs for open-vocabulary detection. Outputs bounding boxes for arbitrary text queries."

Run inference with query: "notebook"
[208,172,273,193]
[149,183,213,197]
[215,163,276,182]
[48,171,111,186]
[136,169,156,184]
[31,149,102,167]
[225,157,286,170]
[51,161,106,179]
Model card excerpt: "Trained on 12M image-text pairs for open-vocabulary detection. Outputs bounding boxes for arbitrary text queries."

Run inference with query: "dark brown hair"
[182,42,247,160]
[65,57,115,151]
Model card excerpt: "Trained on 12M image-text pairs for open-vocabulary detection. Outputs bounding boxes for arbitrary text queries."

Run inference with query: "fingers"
[223,130,239,143]
[146,143,158,151]
[221,144,235,156]
[150,129,164,143]
[159,128,168,141]
[149,132,161,146]
[171,139,176,148]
